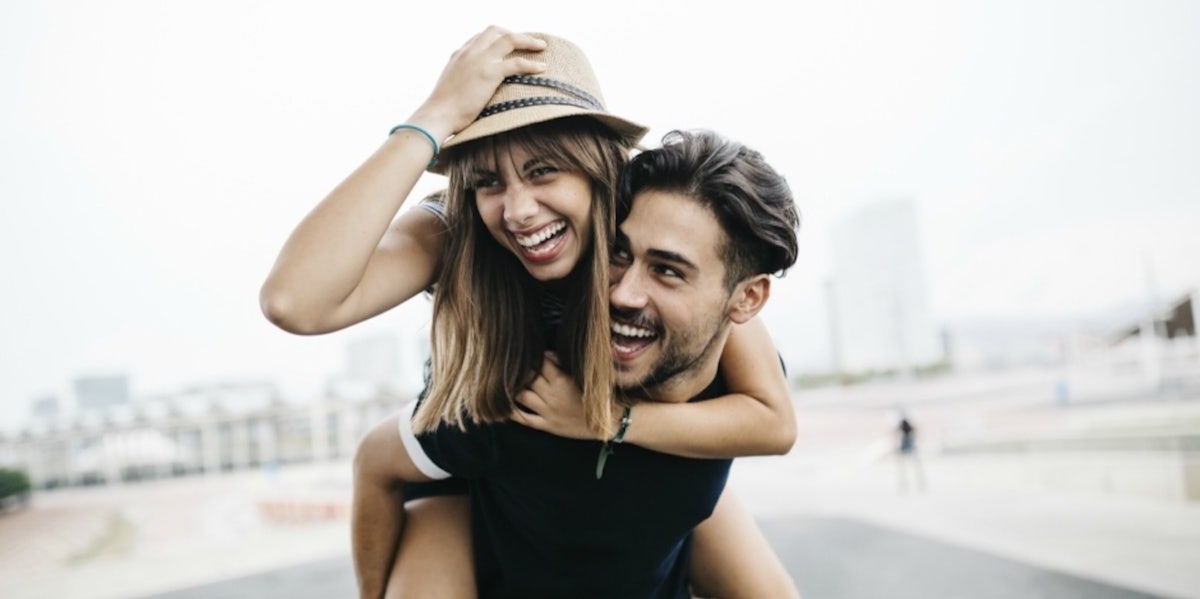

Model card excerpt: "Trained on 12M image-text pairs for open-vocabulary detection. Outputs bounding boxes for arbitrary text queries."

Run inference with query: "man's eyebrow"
[646,249,698,272]
[615,228,698,270]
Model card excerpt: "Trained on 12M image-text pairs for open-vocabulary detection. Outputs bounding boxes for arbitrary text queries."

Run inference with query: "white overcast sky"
[2,0,1198,431]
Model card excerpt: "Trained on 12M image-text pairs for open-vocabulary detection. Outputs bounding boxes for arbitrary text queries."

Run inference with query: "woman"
[261,27,798,598]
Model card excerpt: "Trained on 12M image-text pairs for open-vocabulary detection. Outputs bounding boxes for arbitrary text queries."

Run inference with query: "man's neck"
[644,356,722,404]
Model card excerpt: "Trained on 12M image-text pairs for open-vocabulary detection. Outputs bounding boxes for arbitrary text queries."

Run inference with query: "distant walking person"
[895,409,927,493]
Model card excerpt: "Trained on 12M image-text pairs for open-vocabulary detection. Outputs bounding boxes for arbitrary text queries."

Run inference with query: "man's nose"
[503,183,538,227]
[609,266,648,310]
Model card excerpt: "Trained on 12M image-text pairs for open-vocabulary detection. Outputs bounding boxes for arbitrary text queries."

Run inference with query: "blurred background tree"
[0,468,31,508]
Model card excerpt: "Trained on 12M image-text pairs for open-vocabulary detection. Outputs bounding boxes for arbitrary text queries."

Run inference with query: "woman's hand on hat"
[409,26,547,144]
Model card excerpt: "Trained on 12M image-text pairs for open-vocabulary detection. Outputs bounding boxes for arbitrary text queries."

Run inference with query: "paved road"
[143,516,1165,599]
[761,517,1164,599]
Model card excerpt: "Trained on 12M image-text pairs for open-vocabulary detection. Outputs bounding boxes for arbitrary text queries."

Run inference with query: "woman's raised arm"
[259,27,547,335]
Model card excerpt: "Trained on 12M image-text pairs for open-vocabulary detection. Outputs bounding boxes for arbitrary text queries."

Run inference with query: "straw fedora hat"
[431,33,648,173]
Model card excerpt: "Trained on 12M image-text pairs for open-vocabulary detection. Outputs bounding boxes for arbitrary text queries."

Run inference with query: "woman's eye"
[528,165,556,179]
[472,176,500,190]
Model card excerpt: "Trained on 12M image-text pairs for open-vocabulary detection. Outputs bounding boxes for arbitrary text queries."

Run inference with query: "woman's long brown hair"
[412,117,633,438]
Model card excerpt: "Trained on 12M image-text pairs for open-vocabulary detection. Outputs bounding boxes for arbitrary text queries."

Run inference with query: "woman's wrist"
[609,405,632,443]
[403,108,457,146]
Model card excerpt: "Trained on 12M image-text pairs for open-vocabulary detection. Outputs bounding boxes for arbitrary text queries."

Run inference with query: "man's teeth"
[516,222,566,247]
[613,323,654,338]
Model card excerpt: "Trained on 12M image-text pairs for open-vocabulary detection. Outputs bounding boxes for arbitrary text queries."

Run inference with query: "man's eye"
[610,248,632,264]
[653,265,682,278]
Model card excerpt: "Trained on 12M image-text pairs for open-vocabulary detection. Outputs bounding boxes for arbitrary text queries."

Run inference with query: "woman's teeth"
[516,221,566,247]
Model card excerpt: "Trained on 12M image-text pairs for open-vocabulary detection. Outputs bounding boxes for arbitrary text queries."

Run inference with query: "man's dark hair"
[617,129,800,289]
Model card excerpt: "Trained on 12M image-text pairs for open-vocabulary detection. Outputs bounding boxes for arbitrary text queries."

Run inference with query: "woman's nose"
[503,183,538,227]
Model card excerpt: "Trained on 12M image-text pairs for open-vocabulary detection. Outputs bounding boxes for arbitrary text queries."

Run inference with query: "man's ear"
[727,275,771,324]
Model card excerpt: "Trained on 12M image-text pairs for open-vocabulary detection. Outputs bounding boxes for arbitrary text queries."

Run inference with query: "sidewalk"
[729,446,1200,599]
[2,466,353,599]
[4,394,1200,598]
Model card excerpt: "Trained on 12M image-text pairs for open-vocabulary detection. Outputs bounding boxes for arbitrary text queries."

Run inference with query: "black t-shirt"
[399,378,732,598]
[404,195,730,594]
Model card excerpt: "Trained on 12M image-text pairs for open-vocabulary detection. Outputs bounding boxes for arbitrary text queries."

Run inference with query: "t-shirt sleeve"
[417,192,448,224]
[397,399,494,479]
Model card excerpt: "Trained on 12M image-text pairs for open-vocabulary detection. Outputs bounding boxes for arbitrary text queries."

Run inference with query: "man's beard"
[614,307,727,399]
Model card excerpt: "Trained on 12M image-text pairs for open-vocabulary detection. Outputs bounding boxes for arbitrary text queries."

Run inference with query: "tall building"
[30,394,60,419]
[336,330,429,394]
[829,198,942,373]
[73,374,130,411]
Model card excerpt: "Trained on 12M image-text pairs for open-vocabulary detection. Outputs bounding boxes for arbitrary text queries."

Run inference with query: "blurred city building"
[29,394,60,420]
[0,336,428,490]
[326,331,429,397]
[933,287,1200,503]
[827,198,945,375]
[73,374,130,411]
[1064,288,1200,397]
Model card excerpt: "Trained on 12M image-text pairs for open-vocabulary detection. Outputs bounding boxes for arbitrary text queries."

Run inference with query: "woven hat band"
[480,95,602,118]
[478,74,606,119]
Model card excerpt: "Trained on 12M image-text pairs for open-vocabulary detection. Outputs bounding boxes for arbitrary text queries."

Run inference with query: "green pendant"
[595,443,614,479]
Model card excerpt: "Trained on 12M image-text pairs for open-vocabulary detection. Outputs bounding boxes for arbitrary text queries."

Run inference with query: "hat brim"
[428,107,648,174]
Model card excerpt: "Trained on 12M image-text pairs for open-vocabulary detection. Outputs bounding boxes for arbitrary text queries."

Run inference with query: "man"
[371,129,800,597]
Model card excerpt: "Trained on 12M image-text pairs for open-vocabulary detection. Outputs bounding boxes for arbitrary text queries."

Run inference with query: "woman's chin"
[523,258,576,282]
[517,240,579,282]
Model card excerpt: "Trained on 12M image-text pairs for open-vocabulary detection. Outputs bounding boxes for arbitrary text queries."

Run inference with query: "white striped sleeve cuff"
[397,400,451,480]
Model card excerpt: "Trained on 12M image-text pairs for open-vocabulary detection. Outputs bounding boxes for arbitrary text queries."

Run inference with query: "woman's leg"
[688,489,800,599]
[384,495,475,599]
[351,411,475,599]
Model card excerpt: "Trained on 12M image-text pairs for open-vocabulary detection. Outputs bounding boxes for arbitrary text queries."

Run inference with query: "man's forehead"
[620,190,724,264]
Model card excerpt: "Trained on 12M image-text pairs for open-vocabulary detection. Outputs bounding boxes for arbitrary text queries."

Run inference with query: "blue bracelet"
[389,123,440,168]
